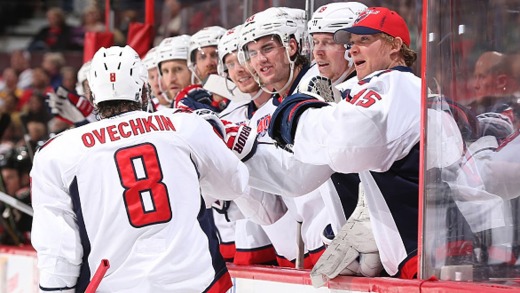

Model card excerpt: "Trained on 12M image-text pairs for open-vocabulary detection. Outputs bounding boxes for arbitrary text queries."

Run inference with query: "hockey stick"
[0,191,33,217]
[85,259,110,293]
[295,221,305,269]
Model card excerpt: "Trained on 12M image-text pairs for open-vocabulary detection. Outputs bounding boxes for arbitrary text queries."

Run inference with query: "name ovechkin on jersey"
[81,114,176,147]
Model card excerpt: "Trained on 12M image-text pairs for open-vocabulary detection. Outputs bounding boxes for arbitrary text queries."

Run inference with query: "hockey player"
[235,7,331,267]
[308,2,367,101]
[142,46,170,110]
[188,26,227,85]
[30,45,249,292]
[156,34,239,262]
[306,1,367,243]
[269,7,421,279]
[214,24,303,266]
[155,34,193,107]
[174,26,229,112]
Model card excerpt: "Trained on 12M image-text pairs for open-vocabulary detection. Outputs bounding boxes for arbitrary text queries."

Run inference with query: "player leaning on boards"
[305,0,367,240]
[209,24,299,267]
[233,6,332,268]
[30,45,249,292]
[269,7,421,279]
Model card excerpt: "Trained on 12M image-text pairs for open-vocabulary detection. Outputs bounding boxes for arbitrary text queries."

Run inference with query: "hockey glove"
[193,109,258,161]
[48,86,95,124]
[268,93,329,151]
[193,108,226,139]
[223,121,258,162]
[174,84,223,112]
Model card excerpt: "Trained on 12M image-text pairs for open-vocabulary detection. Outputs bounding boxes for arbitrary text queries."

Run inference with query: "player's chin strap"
[157,74,174,105]
[223,75,257,102]
[189,65,203,85]
[343,46,354,68]
[249,88,263,100]
[331,47,354,88]
[332,68,352,88]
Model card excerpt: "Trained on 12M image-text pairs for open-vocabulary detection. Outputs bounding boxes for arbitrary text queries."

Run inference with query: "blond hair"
[379,33,417,67]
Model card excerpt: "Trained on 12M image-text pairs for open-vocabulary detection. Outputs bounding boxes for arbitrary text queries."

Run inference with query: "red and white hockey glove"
[222,120,258,162]
[48,86,95,124]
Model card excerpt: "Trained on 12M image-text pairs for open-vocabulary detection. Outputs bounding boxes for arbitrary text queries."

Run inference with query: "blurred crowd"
[0,0,519,286]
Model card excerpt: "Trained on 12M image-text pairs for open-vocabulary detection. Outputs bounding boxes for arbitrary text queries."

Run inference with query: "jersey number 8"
[115,143,172,228]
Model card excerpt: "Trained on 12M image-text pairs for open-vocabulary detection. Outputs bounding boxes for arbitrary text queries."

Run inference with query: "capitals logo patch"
[354,9,380,24]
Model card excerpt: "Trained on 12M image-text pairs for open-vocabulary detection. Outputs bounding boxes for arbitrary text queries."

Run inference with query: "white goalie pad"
[310,184,383,287]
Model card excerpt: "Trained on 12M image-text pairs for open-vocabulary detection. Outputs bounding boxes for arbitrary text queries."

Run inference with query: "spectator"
[468,51,520,129]
[9,49,33,90]
[41,52,65,89]
[157,0,182,43]
[0,68,23,101]
[20,92,52,128]
[27,7,81,52]
[72,5,106,47]
[60,66,78,93]
[18,67,53,112]
[80,5,105,33]
[0,91,23,137]
[472,51,519,101]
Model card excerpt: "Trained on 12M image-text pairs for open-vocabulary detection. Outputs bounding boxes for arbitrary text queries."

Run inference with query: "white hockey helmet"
[238,7,303,62]
[188,26,227,69]
[75,61,91,96]
[308,2,368,35]
[217,25,243,76]
[88,45,147,105]
[155,34,191,76]
[142,46,158,71]
[279,7,308,55]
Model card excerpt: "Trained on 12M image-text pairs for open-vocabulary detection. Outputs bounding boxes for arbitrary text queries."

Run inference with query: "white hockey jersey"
[30,110,249,292]
[244,65,331,265]
[289,66,421,276]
